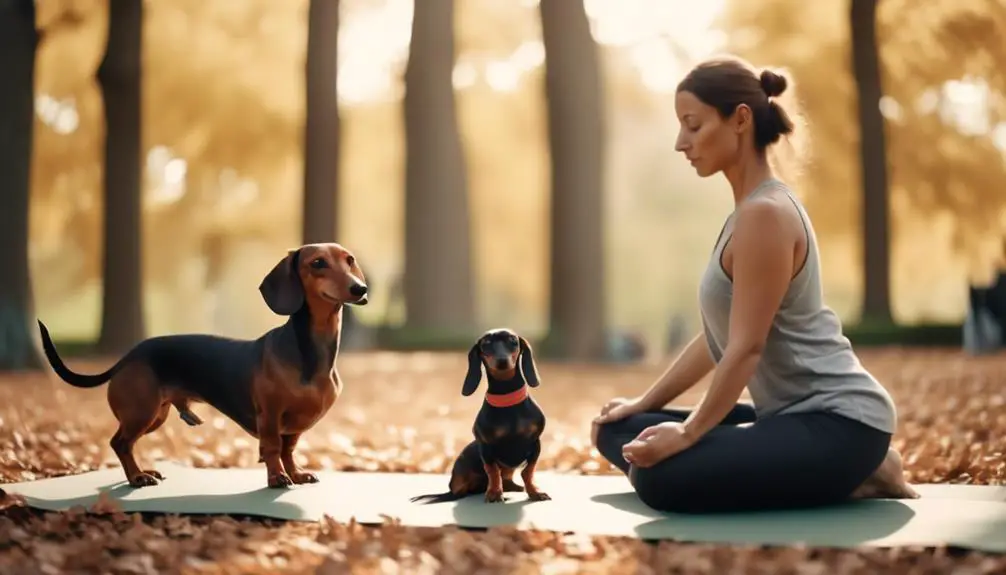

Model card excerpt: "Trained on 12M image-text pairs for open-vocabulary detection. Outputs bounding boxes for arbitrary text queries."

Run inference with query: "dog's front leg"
[522,439,550,501]
[281,433,318,484]
[483,462,505,503]
[477,442,505,502]
[257,409,292,488]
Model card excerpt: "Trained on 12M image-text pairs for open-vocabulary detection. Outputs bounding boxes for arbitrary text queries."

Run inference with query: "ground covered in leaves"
[1,347,1005,573]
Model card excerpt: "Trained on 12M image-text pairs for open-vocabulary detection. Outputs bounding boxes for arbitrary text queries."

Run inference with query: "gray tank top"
[698,178,897,434]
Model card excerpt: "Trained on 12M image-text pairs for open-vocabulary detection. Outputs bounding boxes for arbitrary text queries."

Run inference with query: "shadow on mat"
[26,480,308,521]
[591,492,917,546]
[444,495,532,529]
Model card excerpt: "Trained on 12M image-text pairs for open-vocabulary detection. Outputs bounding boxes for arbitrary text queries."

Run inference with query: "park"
[2,0,1006,573]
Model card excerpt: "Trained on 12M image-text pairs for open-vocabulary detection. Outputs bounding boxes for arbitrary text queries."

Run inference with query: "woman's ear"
[732,103,753,135]
[740,103,756,134]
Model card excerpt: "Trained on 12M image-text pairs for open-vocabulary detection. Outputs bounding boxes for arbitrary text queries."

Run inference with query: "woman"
[591,56,919,514]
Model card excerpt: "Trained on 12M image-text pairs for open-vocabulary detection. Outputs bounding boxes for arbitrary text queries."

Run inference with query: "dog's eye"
[346,255,355,267]
[310,258,328,269]
[509,335,518,346]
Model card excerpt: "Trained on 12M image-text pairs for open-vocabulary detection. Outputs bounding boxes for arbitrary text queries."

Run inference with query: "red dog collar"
[485,385,528,408]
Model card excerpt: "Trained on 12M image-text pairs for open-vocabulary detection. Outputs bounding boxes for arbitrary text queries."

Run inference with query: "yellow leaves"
[718,0,847,56]
[457,0,542,57]
[880,0,1006,99]
[21,0,1005,334]
[720,0,1006,295]
[36,1,106,96]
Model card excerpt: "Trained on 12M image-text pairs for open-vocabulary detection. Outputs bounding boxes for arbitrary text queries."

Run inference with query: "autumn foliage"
[2,349,1006,572]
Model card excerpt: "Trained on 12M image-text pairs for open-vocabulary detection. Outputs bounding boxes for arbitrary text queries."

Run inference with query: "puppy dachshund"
[412,328,550,504]
[36,243,367,489]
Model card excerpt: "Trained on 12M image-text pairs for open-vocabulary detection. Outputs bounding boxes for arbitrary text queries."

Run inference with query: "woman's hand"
[589,333,715,448]
[621,422,695,468]
[594,397,646,425]
[590,396,647,447]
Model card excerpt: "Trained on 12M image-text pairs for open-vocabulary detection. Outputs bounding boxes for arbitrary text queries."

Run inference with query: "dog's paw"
[268,473,294,488]
[484,489,505,503]
[527,490,551,502]
[290,472,319,485]
[142,469,165,481]
[129,472,160,488]
[501,479,525,493]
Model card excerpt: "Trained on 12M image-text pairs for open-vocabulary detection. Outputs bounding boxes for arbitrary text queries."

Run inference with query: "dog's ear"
[518,336,540,388]
[461,342,484,396]
[259,248,304,315]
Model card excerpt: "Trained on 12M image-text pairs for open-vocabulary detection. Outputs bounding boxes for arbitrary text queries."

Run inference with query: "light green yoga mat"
[4,462,1006,552]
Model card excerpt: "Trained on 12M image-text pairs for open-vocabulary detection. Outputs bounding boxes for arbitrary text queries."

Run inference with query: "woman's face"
[673,90,741,178]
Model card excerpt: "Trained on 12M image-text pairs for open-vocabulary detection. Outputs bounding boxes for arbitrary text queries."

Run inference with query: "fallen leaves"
[2,505,1004,573]
[0,348,1005,573]
[90,490,123,516]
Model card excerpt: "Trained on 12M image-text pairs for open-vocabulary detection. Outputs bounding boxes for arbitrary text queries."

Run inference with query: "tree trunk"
[0,0,44,371]
[97,0,145,353]
[402,0,475,335]
[539,0,607,359]
[851,0,892,323]
[302,0,340,245]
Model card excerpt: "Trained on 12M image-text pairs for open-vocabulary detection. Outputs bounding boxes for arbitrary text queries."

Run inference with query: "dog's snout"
[349,283,368,298]
[493,357,511,370]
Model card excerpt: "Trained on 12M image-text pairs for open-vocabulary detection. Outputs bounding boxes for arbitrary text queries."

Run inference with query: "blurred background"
[2,0,1005,368]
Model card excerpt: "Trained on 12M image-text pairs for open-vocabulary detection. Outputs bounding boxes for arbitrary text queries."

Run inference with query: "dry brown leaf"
[89,490,123,516]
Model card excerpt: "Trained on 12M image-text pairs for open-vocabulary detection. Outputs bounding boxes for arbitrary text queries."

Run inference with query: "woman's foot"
[849,448,920,500]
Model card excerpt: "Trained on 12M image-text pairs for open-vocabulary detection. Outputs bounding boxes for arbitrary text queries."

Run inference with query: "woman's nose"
[674,132,688,152]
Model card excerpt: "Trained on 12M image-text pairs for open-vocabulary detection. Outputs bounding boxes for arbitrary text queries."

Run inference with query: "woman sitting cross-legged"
[591,55,919,514]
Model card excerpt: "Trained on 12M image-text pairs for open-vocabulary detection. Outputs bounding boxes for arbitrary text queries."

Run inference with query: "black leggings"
[594,403,891,514]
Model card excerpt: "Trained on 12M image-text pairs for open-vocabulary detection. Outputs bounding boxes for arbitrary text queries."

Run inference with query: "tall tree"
[302,0,340,245]
[0,0,43,371]
[402,0,475,335]
[539,0,607,359]
[96,0,145,353]
[851,0,891,323]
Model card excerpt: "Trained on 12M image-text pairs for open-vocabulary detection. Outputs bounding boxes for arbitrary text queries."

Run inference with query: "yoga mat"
[4,462,1006,552]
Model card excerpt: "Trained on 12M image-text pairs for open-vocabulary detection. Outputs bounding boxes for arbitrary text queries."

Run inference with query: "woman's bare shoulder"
[736,186,802,240]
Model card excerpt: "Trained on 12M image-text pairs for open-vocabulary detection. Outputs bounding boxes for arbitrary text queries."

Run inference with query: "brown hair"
[676,56,796,153]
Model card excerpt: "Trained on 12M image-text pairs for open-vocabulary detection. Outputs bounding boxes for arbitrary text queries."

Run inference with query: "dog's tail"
[409,491,468,505]
[37,320,123,388]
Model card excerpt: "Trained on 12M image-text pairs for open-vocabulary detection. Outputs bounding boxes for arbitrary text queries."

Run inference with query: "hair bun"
[759,69,787,98]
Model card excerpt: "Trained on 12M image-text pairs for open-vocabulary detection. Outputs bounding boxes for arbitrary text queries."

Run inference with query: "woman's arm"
[682,199,795,444]
[636,331,716,411]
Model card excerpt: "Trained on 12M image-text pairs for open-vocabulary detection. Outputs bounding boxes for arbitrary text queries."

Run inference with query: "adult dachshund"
[37,243,367,489]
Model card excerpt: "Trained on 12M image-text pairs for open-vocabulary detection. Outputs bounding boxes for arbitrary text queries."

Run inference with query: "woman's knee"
[593,420,640,472]
[592,421,620,457]
[630,464,706,514]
